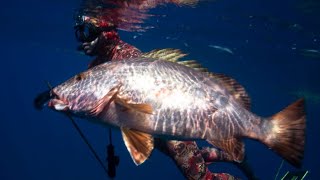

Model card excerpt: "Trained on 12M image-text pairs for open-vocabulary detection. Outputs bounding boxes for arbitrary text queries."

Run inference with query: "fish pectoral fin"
[89,85,121,116]
[121,127,154,165]
[115,97,153,114]
[208,138,245,163]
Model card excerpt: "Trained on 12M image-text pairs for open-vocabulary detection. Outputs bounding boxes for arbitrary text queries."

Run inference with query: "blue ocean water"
[1,0,319,179]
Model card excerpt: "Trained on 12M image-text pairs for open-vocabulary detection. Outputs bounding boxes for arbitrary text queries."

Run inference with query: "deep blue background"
[1,0,319,179]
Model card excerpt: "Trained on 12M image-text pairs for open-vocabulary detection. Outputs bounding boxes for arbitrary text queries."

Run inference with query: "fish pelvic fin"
[121,128,154,165]
[208,138,245,163]
[263,98,306,168]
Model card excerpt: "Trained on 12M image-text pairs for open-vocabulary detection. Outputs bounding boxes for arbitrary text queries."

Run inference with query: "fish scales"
[49,58,306,167]
[59,58,252,139]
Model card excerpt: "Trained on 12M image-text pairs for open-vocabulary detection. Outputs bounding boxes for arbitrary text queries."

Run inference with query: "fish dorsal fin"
[179,61,251,110]
[143,48,251,110]
[208,138,245,163]
[121,127,154,165]
[208,73,251,110]
[142,48,187,62]
[177,60,209,72]
[177,60,251,110]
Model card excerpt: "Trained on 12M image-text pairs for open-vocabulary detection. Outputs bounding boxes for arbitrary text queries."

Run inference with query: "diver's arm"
[155,139,240,180]
[75,16,241,179]
[200,147,234,162]
[200,147,258,180]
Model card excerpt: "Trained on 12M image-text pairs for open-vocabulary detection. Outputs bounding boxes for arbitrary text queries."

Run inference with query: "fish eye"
[75,73,85,81]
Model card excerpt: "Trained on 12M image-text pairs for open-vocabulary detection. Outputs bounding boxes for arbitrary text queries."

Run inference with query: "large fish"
[48,58,305,167]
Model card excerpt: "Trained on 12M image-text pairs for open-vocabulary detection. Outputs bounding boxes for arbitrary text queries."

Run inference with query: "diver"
[73,12,258,180]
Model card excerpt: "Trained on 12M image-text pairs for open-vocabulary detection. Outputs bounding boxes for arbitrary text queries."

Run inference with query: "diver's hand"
[79,37,99,56]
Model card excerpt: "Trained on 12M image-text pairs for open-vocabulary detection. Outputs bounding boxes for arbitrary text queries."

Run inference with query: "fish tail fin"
[263,98,306,168]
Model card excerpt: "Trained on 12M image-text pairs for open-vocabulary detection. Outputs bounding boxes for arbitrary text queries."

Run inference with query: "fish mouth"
[48,90,69,111]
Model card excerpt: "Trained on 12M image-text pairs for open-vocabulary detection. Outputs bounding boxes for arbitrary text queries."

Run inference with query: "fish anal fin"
[121,128,154,165]
[115,97,153,114]
[208,73,251,110]
[208,138,245,163]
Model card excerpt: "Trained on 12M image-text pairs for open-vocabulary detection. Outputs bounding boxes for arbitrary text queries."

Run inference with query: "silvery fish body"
[48,58,305,167]
[52,58,251,139]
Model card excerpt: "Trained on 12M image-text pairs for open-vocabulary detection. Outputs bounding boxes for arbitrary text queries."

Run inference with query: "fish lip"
[48,89,69,111]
